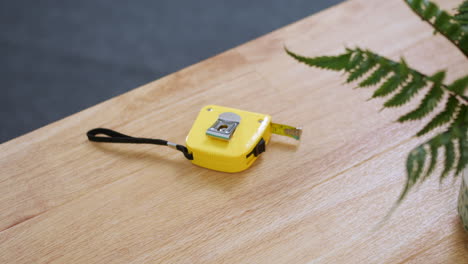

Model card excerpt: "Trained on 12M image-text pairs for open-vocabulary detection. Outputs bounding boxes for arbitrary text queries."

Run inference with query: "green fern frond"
[399,119,467,201]
[400,145,426,202]
[286,47,468,204]
[286,0,468,215]
[404,0,468,58]
[285,48,466,114]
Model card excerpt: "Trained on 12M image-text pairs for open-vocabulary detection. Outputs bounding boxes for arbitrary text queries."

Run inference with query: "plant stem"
[372,52,468,105]
[421,78,466,106]
[403,0,468,59]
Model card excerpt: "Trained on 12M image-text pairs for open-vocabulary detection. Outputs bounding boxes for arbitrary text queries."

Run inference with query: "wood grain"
[1,0,467,263]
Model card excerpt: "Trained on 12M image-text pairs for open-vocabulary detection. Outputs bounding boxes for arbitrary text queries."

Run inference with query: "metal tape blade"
[270,122,302,140]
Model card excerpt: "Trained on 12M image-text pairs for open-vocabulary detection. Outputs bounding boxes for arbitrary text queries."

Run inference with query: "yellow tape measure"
[87,105,302,173]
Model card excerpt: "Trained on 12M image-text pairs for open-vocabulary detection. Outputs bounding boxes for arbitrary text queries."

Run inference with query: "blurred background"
[1,0,343,143]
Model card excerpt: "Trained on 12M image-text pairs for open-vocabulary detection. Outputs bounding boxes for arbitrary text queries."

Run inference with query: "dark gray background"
[1,0,343,143]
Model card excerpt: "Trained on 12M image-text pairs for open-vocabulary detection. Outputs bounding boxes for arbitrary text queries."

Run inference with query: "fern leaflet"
[425,144,438,179]
[448,75,468,95]
[457,135,468,174]
[441,140,456,179]
[359,62,392,87]
[397,72,444,122]
[384,73,426,108]
[347,53,377,83]
[372,75,403,98]
[400,119,467,201]
[417,95,460,136]
[285,50,351,71]
[454,1,468,30]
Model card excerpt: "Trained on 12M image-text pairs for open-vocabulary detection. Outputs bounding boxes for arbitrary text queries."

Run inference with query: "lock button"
[247,138,266,158]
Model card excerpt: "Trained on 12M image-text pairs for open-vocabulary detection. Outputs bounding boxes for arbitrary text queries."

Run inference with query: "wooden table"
[1,0,467,263]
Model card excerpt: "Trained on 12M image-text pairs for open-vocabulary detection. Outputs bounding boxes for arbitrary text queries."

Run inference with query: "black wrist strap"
[87,128,193,160]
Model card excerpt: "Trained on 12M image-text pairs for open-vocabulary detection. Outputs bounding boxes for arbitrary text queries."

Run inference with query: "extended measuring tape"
[87,105,302,172]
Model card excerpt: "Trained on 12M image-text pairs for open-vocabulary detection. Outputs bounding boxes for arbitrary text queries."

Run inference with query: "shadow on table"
[268,138,301,152]
[88,141,249,191]
[88,142,188,167]
[187,160,262,192]
[453,217,468,251]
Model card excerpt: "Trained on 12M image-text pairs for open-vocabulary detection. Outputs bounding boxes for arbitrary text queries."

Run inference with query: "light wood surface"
[1,0,467,263]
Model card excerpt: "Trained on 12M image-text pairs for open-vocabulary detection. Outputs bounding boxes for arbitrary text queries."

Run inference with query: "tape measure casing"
[186,105,272,172]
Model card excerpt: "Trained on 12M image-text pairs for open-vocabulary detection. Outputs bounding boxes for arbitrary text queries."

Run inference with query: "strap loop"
[87,128,193,160]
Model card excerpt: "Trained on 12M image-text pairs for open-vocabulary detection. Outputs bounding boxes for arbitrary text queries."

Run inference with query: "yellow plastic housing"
[186,105,272,173]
